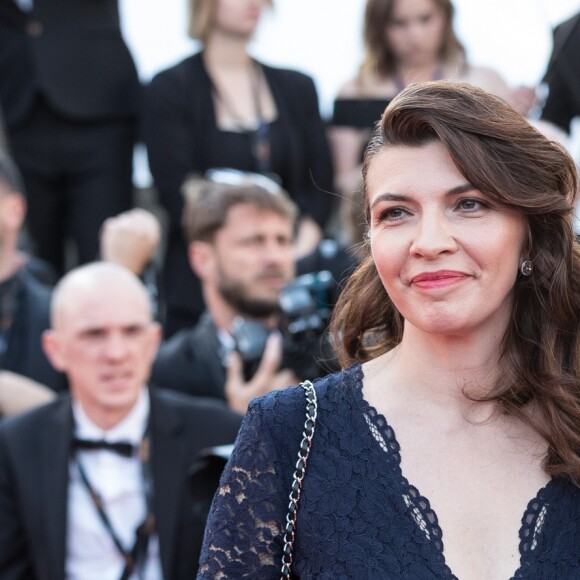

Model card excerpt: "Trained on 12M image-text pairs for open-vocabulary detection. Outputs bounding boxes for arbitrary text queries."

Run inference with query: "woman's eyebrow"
[370,183,475,210]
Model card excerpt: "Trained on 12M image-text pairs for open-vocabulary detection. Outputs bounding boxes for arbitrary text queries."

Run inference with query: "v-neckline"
[349,363,557,579]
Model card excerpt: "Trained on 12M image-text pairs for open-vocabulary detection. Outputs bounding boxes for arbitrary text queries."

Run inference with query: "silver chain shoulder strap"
[280,380,318,580]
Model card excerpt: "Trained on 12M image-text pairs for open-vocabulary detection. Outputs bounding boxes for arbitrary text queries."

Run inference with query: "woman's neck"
[203,33,253,72]
[365,323,504,420]
[394,60,444,87]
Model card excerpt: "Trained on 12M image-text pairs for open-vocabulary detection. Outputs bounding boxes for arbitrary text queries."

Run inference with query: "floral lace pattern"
[197,364,580,579]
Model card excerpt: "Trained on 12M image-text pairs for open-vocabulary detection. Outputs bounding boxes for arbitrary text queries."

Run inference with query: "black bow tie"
[73,438,135,457]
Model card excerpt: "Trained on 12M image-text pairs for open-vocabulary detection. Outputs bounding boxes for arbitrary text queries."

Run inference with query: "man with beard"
[151,176,301,413]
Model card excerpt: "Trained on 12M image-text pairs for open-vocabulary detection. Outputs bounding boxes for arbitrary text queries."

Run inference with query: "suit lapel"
[149,389,186,580]
[42,398,73,579]
[191,313,226,397]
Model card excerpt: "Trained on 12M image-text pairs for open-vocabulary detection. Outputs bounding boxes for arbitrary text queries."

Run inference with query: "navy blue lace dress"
[197,364,580,579]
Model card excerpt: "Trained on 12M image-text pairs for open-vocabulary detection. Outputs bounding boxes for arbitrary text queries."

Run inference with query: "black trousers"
[8,98,136,274]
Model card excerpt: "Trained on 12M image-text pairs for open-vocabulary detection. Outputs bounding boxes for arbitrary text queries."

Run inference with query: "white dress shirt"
[66,389,163,580]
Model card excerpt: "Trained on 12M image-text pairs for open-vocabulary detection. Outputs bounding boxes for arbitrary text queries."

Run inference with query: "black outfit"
[0,387,242,579]
[0,0,141,273]
[541,11,580,133]
[198,364,580,578]
[152,308,338,404]
[0,267,66,392]
[330,97,393,165]
[144,52,334,337]
[151,313,226,401]
[331,98,393,129]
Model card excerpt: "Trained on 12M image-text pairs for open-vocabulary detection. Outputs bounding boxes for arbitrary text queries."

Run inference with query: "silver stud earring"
[520,260,533,276]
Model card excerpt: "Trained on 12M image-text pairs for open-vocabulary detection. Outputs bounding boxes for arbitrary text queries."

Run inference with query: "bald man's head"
[50,262,152,330]
[43,262,161,429]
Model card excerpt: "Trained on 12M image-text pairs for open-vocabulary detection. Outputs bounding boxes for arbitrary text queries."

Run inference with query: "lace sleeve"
[197,394,296,579]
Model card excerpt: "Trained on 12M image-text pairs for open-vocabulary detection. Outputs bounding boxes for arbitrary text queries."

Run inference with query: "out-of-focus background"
[121,0,580,114]
[121,0,580,184]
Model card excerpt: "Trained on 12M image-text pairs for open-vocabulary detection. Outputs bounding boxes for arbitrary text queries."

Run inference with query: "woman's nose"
[409,214,458,258]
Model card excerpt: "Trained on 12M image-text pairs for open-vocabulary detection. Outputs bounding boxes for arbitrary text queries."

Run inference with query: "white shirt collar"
[72,388,150,446]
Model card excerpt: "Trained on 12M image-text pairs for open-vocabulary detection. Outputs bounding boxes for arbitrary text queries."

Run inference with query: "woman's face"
[367,140,527,339]
[385,0,446,68]
[213,0,267,39]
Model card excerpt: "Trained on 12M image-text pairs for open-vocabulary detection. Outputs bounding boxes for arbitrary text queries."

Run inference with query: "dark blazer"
[144,53,334,334]
[144,51,333,231]
[151,313,226,401]
[541,11,580,133]
[1,268,66,392]
[0,387,242,579]
[0,0,140,126]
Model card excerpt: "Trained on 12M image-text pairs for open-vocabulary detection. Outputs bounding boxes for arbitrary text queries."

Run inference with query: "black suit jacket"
[0,387,242,579]
[151,313,227,401]
[1,268,66,392]
[541,11,580,133]
[0,0,140,125]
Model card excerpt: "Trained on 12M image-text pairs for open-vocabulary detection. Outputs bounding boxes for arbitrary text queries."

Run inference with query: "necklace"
[211,61,264,132]
[210,61,272,174]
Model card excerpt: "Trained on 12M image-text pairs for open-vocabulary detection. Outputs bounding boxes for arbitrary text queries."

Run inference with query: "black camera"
[231,271,336,381]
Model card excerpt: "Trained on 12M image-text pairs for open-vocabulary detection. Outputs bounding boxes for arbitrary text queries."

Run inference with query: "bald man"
[0,262,242,579]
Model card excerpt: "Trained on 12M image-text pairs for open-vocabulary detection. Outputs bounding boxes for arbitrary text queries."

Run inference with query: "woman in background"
[329,0,535,212]
[144,0,334,336]
[197,81,580,578]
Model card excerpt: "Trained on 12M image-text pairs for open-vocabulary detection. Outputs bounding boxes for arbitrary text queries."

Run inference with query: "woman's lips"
[411,270,469,289]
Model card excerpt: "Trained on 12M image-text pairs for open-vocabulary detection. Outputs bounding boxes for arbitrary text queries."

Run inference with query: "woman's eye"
[377,207,408,222]
[457,198,488,212]
[389,19,406,28]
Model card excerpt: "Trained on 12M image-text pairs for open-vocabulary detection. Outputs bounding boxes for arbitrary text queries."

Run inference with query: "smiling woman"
[197,81,580,579]
[367,141,527,338]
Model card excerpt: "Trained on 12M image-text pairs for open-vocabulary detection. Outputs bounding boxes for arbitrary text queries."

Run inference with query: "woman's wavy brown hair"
[331,80,580,483]
[360,0,465,80]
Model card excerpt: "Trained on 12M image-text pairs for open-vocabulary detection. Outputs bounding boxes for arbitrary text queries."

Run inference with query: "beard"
[217,269,284,319]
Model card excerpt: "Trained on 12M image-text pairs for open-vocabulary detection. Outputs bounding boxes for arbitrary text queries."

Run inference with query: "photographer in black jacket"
[151,174,345,413]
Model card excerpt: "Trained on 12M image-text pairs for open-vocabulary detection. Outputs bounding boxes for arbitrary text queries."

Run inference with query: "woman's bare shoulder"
[460,65,511,100]
[336,77,364,98]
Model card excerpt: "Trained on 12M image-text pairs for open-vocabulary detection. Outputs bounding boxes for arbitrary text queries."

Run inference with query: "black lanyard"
[72,429,155,580]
